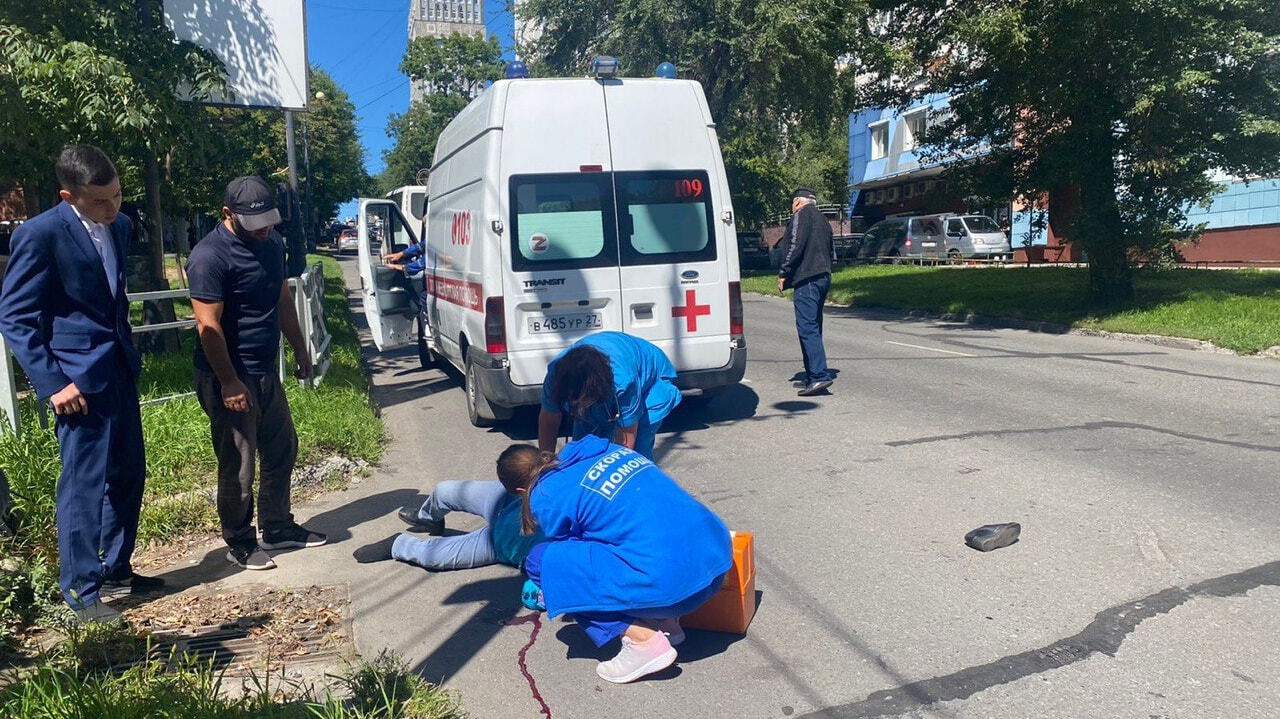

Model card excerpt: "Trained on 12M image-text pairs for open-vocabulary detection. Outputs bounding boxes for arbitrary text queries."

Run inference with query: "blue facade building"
[849,96,1280,263]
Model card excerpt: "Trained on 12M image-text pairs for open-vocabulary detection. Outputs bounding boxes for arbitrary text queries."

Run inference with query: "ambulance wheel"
[464,352,512,427]
[416,317,438,369]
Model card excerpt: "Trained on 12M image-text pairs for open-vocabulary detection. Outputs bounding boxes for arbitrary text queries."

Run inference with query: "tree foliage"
[858,0,1280,300]
[0,1,225,211]
[170,68,371,235]
[378,33,504,193]
[518,0,864,224]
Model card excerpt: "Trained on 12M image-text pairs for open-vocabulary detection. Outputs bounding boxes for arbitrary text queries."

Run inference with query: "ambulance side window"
[509,174,617,271]
[616,170,716,266]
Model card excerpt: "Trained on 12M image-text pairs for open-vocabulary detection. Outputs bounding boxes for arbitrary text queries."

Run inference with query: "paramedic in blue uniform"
[778,187,835,396]
[536,332,681,460]
[499,438,731,684]
[0,145,158,623]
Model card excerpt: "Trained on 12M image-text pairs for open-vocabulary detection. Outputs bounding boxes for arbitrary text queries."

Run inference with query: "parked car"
[940,214,1011,260]
[337,228,359,254]
[737,232,770,270]
[859,216,947,262]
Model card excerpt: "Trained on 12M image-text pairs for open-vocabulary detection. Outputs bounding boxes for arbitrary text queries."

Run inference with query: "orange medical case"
[682,531,756,634]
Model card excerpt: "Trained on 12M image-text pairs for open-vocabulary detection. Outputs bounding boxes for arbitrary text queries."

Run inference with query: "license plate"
[528,313,603,334]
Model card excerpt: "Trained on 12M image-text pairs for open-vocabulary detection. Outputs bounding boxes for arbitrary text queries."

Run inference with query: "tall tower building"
[409,0,486,101]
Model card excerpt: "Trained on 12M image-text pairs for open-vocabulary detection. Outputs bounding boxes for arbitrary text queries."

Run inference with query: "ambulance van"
[356,69,747,426]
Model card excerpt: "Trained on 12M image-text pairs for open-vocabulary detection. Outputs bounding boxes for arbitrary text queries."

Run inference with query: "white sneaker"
[654,617,685,646]
[596,633,677,684]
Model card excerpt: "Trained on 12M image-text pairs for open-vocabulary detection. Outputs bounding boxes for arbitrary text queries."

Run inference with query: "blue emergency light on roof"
[591,56,620,78]
[655,62,677,79]
[505,61,529,79]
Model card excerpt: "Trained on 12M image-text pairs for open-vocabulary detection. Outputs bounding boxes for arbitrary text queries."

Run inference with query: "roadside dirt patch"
[120,583,354,678]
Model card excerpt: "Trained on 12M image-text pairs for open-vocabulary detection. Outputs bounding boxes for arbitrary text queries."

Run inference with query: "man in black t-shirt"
[186,176,325,571]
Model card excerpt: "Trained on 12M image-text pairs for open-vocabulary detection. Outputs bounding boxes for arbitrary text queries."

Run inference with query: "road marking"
[884,340,976,357]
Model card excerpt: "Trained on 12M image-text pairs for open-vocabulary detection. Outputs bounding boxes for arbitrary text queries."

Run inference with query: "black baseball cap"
[792,187,817,201]
[224,176,282,231]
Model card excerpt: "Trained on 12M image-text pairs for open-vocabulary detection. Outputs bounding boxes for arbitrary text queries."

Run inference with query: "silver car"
[942,215,1011,260]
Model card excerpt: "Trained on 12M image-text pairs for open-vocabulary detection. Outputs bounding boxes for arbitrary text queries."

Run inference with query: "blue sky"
[305,0,515,220]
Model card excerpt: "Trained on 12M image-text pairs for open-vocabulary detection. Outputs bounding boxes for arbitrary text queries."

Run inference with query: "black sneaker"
[227,543,277,570]
[101,572,165,597]
[73,600,124,625]
[797,379,833,396]
[397,505,445,535]
[260,524,328,550]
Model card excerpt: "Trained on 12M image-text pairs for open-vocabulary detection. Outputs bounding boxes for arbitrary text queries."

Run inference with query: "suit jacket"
[0,201,142,400]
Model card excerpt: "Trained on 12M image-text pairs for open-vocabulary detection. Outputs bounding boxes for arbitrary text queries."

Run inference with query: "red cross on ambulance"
[672,288,712,332]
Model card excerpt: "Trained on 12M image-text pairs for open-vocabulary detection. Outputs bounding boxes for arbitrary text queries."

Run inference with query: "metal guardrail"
[0,263,331,436]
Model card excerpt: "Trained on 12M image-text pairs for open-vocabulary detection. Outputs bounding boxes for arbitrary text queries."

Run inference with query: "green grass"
[742,265,1280,354]
[0,648,466,718]
[0,254,385,645]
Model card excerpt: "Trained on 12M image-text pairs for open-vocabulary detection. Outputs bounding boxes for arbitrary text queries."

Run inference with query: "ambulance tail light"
[484,297,506,354]
[728,281,744,338]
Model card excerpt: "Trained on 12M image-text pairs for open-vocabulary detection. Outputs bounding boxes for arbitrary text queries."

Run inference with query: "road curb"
[748,292,1278,359]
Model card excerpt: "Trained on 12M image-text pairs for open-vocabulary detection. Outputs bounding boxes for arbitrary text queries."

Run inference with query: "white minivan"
[356,73,747,426]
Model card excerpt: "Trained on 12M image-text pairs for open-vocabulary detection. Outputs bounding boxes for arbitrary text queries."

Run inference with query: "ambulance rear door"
[356,198,418,351]
[501,79,626,387]
[602,80,732,372]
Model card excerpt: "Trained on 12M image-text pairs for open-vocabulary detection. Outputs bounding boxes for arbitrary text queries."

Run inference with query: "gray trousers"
[195,370,297,544]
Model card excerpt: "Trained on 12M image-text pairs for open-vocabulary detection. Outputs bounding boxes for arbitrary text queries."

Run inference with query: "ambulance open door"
[356,198,418,351]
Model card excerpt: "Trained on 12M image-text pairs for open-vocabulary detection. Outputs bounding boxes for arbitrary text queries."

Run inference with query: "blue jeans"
[523,543,725,647]
[793,273,832,383]
[391,480,511,570]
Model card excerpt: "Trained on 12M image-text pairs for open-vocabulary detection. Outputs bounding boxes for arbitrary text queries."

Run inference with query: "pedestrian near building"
[187,176,325,571]
[777,187,834,396]
[0,145,159,623]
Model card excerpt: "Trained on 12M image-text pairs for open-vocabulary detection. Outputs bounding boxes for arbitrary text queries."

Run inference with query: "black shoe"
[797,379,833,396]
[964,523,1021,552]
[791,380,809,388]
[101,572,165,597]
[398,505,445,535]
[353,534,399,564]
[227,542,277,570]
[73,600,123,625]
[260,524,328,550]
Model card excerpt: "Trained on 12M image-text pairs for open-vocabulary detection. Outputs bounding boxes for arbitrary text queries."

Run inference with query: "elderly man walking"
[777,187,834,396]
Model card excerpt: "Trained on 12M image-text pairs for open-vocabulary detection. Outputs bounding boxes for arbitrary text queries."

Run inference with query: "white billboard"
[164,0,310,110]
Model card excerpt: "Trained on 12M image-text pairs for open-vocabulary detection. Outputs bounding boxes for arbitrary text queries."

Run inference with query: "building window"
[903,109,926,151]
[870,122,889,160]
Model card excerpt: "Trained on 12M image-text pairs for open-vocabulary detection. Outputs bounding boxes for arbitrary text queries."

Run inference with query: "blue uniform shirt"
[540,332,681,429]
[529,435,731,617]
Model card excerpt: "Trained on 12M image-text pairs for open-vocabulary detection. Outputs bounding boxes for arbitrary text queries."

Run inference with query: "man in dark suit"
[0,145,160,623]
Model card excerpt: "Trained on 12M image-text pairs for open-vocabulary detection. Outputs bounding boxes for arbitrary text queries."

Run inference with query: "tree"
[519,0,865,224]
[858,0,1280,301]
[167,67,371,242]
[379,33,504,193]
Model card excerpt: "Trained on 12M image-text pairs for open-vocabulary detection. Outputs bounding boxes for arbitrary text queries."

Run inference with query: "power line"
[355,79,410,111]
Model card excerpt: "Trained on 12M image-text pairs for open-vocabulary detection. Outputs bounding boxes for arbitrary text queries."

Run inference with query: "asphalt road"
[215,256,1280,719]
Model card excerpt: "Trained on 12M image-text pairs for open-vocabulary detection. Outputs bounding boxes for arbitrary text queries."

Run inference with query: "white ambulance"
[356,67,747,426]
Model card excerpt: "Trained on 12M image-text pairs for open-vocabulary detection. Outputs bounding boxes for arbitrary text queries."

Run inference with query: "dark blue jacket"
[0,202,141,399]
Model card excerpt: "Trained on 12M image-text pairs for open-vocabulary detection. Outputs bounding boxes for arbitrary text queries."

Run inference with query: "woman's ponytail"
[498,445,559,536]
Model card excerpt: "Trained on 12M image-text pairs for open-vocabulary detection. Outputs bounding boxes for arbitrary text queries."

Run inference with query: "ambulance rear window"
[509,174,618,271]
[616,170,716,266]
